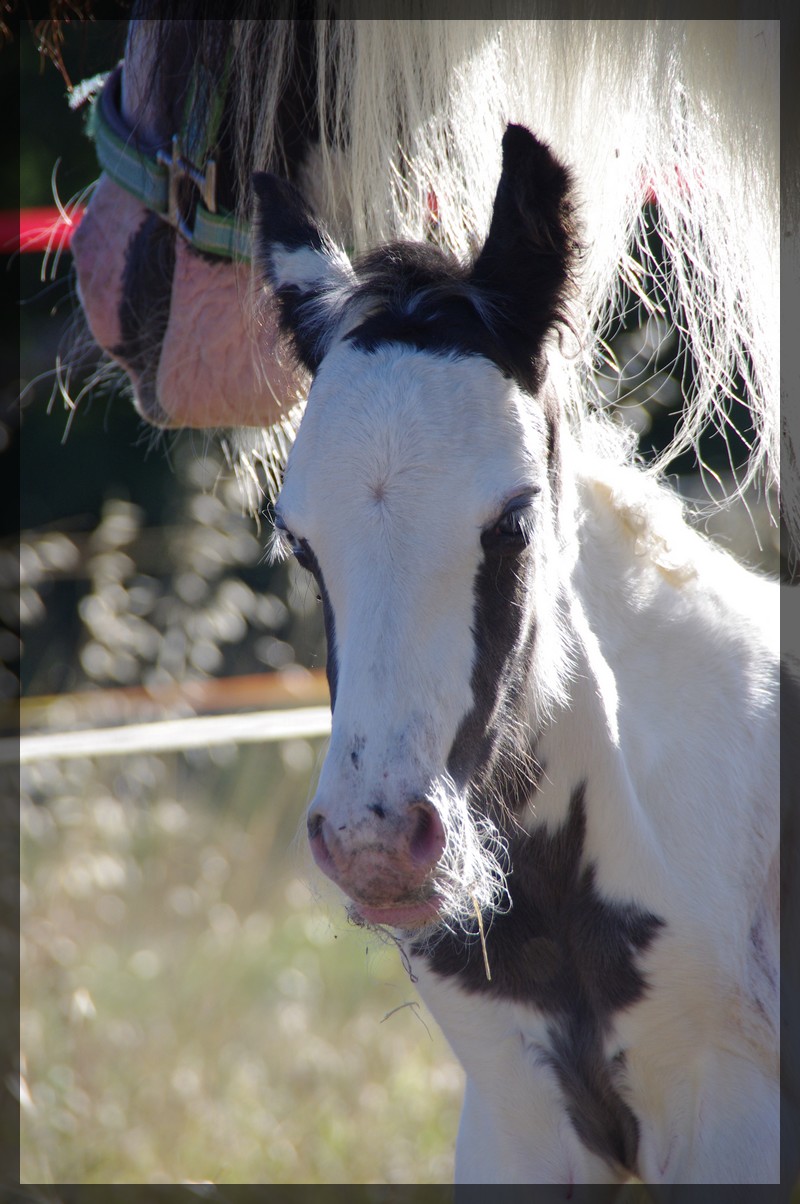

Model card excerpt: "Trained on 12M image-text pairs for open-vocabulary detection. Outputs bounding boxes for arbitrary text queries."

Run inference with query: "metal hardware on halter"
[155,135,218,241]
[86,62,252,262]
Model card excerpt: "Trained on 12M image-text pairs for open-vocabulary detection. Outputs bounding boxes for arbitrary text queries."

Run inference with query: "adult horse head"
[70,15,318,428]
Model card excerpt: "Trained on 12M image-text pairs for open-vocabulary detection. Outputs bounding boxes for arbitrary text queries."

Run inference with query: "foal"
[253,125,780,1188]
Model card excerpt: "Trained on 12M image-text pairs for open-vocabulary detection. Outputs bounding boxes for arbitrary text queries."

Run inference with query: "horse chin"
[125,371,179,429]
[347,896,443,932]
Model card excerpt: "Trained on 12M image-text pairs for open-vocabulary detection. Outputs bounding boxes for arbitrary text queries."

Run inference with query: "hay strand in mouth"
[471,893,491,982]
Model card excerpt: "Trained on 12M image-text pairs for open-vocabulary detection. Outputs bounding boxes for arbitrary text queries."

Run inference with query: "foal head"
[255,125,579,932]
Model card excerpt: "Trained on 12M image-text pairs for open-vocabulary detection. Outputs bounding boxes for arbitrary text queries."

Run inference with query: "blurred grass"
[20,738,463,1185]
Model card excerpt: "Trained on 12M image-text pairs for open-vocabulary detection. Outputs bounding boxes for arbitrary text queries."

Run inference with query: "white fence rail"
[7,705,332,766]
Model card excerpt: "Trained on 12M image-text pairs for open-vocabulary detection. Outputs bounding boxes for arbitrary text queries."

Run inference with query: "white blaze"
[277,342,552,831]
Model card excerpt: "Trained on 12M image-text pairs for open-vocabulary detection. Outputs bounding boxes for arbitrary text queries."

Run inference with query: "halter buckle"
[155,135,218,241]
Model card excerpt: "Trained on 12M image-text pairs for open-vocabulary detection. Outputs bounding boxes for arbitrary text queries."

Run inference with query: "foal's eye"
[482,492,538,553]
[496,509,526,537]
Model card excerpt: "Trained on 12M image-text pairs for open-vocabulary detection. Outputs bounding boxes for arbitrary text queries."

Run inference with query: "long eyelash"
[267,526,292,565]
[518,509,536,542]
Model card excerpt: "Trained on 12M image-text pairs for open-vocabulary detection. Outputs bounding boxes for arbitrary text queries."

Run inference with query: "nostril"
[307,811,334,873]
[408,802,446,868]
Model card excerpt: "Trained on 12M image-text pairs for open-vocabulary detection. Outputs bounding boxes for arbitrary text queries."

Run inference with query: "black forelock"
[343,241,547,394]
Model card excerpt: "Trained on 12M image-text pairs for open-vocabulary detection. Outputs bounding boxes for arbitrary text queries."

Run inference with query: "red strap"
[2,206,85,254]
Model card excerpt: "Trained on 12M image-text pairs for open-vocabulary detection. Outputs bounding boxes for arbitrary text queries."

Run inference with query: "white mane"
[227,17,780,520]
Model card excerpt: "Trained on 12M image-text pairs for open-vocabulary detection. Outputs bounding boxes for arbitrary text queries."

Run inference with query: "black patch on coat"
[445,534,538,798]
[416,466,663,1176]
[111,212,176,424]
[296,538,338,709]
[419,783,664,1175]
[425,524,661,1174]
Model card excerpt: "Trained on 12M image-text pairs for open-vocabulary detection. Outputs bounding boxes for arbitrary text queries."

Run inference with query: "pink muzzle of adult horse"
[70,176,136,352]
[72,175,303,429]
[307,798,447,928]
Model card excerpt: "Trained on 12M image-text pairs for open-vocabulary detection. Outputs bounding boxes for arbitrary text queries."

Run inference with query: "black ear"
[470,124,579,387]
[252,172,355,373]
